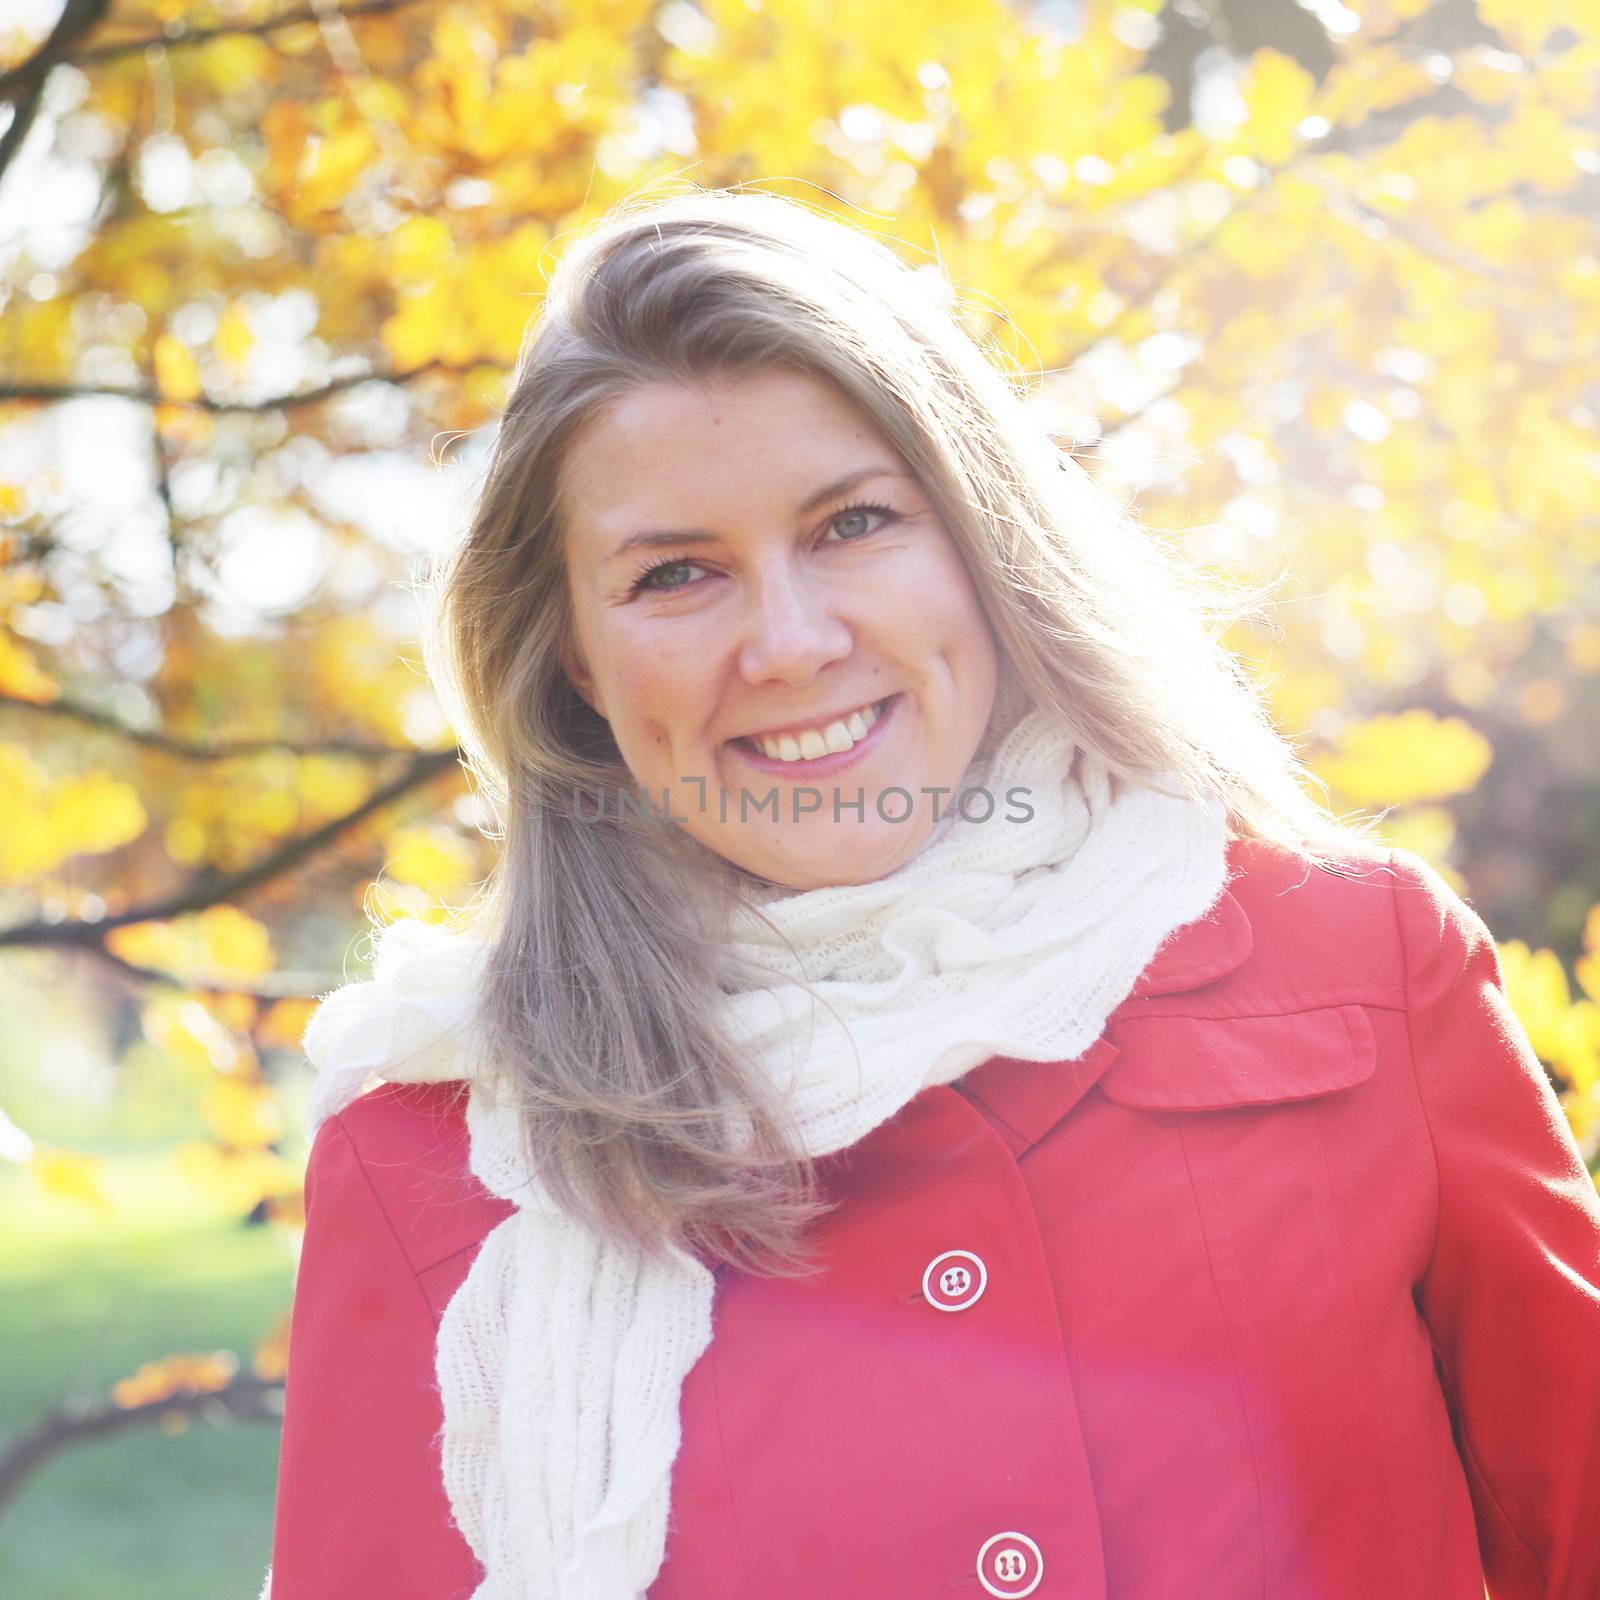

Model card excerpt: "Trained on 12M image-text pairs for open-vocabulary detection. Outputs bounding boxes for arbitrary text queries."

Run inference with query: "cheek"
[597,619,722,736]
[888,543,991,650]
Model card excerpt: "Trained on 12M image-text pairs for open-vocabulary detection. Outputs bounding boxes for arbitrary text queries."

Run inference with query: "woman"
[260,188,1600,1600]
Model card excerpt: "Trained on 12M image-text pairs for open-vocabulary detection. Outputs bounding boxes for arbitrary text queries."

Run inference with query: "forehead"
[558,369,894,551]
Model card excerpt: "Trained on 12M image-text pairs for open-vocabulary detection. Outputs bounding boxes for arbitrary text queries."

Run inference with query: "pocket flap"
[1099,1004,1378,1110]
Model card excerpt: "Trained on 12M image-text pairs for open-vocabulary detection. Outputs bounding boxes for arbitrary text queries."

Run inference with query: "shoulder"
[1128,830,1500,1081]
[1082,834,1484,1117]
[1193,832,1456,1016]
[1218,833,1490,1006]
[313,1080,515,1277]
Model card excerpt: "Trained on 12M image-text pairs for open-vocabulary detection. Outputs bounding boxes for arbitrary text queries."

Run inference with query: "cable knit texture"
[264,703,1234,1600]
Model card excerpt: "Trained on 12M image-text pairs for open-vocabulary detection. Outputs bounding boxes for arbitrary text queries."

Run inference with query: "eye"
[823,500,898,543]
[628,501,899,597]
[630,555,709,595]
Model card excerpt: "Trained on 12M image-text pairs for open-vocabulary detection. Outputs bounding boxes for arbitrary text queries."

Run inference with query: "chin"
[750,825,930,892]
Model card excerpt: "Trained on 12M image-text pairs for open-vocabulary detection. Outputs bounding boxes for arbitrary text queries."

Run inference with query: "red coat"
[265,839,1600,1598]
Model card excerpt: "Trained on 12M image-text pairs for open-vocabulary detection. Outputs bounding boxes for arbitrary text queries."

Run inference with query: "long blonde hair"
[416,184,1372,1276]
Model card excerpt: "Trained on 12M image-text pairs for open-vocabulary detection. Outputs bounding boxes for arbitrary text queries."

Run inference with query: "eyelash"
[628,500,900,596]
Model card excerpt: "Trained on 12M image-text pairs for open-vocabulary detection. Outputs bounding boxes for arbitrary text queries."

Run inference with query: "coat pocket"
[1098,1003,1378,1112]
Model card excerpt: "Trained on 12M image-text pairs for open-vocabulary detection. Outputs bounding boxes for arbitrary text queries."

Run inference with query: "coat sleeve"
[1392,845,1600,1600]
[263,1111,485,1600]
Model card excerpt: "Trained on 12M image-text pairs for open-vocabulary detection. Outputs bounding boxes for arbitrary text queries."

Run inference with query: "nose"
[736,560,853,686]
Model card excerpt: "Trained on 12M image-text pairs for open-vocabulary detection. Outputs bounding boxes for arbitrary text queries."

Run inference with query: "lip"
[727,692,900,778]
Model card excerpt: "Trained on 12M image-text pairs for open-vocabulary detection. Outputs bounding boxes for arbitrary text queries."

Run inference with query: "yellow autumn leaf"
[141,992,233,1074]
[212,990,258,1032]
[152,403,214,449]
[2,738,56,806]
[1495,130,1575,204]
[200,35,277,94]
[1562,1085,1600,1160]
[265,1183,306,1233]
[213,303,255,369]
[382,283,456,368]
[139,992,256,1074]
[0,631,57,699]
[253,1313,293,1382]
[260,100,310,195]
[45,769,150,853]
[108,904,276,982]
[1313,710,1493,809]
[173,1141,296,1213]
[1575,909,1600,1005]
[112,1349,238,1409]
[367,881,455,926]
[201,1076,283,1149]
[1476,0,1565,56]
[12,295,71,374]
[388,214,455,284]
[258,996,319,1053]
[1214,206,1305,277]
[1306,385,1353,433]
[1498,940,1572,1059]
[1262,664,1346,738]
[165,813,208,865]
[1318,47,1435,130]
[1239,48,1316,166]
[386,822,477,892]
[1365,804,1457,867]
[32,1146,118,1214]
[0,747,146,884]
[1559,1002,1600,1096]
[1496,945,1600,1094]
[292,753,374,822]
[294,122,379,216]
[153,331,202,402]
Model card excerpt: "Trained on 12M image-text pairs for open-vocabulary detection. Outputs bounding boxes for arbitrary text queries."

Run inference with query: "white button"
[922,1249,987,1312]
[977,1530,1044,1597]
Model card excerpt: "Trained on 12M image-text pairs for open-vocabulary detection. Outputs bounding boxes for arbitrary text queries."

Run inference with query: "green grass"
[0,1140,296,1599]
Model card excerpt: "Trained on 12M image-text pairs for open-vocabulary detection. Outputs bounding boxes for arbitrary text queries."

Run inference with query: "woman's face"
[558,367,1000,891]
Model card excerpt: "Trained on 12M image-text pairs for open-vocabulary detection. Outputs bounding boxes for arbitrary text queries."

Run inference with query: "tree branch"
[88,940,347,999]
[0,0,112,186]
[0,0,434,97]
[0,691,433,761]
[0,73,45,188]
[0,747,459,951]
[0,360,486,413]
[0,1369,283,1524]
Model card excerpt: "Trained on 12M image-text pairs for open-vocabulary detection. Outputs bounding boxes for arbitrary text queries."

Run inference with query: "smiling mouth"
[732,695,895,763]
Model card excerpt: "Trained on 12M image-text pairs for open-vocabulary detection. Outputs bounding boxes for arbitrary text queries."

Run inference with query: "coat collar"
[953,864,1377,1155]
[1125,870,1253,1000]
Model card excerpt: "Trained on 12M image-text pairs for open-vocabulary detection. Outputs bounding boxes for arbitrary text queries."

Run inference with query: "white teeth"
[753,698,886,761]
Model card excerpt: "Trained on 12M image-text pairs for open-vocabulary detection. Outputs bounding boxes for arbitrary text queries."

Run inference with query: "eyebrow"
[602,465,912,563]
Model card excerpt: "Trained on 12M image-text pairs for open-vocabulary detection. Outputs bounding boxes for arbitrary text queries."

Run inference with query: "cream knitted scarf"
[264,702,1232,1600]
